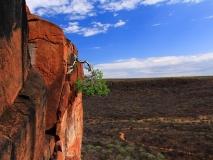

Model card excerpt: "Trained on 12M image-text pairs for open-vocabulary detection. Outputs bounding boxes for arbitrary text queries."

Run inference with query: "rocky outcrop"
[27,8,79,130]
[27,6,83,160]
[0,1,83,160]
[0,68,47,160]
[0,1,46,159]
[0,0,30,116]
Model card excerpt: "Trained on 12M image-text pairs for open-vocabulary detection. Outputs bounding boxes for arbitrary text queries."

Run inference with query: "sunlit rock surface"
[0,2,83,160]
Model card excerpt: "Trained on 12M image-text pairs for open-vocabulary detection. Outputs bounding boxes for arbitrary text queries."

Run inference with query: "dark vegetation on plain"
[82,77,213,160]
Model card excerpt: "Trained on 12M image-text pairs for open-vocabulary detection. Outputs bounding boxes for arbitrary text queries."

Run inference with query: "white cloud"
[168,0,182,4]
[26,0,205,17]
[26,0,94,17]
[69,15,87,20]
[151,23,168,26]
[204,15,213,19]
[93,53,213,78]
[63,22,80,33]
[141,0,165,5]
[151,23,161,26]
[182,0,204,3]
[26,0,206,15]
[99,0,204,11]
[26,0,69,13]
[26,0,205,35]
[89,47,101,49]
[63,20,126,36]
[99,0,143,11]
[114,20,126,27]
[59,0,94,15]
[168,0,203,4]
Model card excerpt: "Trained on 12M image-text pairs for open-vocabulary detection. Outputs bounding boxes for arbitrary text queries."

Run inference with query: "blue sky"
[26,0,213,78]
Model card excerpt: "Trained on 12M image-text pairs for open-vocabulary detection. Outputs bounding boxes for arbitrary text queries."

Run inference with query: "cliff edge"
[0,1,83,160]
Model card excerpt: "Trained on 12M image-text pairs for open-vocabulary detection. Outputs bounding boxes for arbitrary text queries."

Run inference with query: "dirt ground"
[82,77,213,160]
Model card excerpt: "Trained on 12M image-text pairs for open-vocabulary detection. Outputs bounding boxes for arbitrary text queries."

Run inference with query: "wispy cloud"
[168,0,204,4]
[151,23,168,27]
[26,0,205,36]
[93,53,213,78]
[114,20,126,27]
[182,0,204,3]
[26,0,94,17]
[169,12,173,16]
[68,15,87,20]
[26,0,205,16]
[151,23,161,27]
[204,15,213,19]
[100,0,143,11]
[141,0,165,5]
[89,47,101,49]
[63,20,126,36]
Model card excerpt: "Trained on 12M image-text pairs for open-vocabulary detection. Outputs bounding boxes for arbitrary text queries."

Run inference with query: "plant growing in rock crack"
[67,54,110,96]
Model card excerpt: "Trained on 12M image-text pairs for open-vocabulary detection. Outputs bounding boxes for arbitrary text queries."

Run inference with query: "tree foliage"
[76,67,110,96]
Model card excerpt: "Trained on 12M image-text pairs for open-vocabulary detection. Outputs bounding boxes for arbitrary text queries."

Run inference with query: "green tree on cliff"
[67,54,110,96]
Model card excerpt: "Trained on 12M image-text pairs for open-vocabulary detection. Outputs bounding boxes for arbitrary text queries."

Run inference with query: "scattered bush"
[119,147,126,154]
[107,143,114,149]
[157,153,166,160]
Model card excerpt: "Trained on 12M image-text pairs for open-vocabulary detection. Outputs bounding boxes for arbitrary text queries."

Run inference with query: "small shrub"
[86,144,95,150]
[139,147,145,153]
[126,146,135,152]
[107,143,114,149]
[76,68,110,96]
[119,147,126,154]
[95,145,102,150]
[140,152,155,159]
[157,153,166,160]
[125,155,132,160]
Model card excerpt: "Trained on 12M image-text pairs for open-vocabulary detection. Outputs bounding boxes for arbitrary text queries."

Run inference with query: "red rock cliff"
[27,7,83,160]
[0,0,30,115]
[0,1,83,160]
[0,1,46,159]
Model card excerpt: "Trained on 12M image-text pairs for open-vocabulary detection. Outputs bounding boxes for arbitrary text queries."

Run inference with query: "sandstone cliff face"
[0,0,30,115]
[0,1,46,159]
[0,1,83,160]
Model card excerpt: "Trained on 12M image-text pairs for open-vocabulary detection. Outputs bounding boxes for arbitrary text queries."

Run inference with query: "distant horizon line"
[104,75,213,80]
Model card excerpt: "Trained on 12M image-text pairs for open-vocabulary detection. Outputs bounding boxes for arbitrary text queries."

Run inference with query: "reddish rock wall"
[0,0,30,115]
[27,8,83,160]
[0,1,83,160]
[0,1,47,159]
[0,68,47,160]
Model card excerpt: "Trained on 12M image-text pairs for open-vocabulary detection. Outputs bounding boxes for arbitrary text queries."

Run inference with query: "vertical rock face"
[0,68,47,160]
[27,9,79,130]
[56,71,83,160]
[0,1,47,159]
[28,14,67,130]
[0,2,83,160]
[27,8,83,160]
[0,0,30,115]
